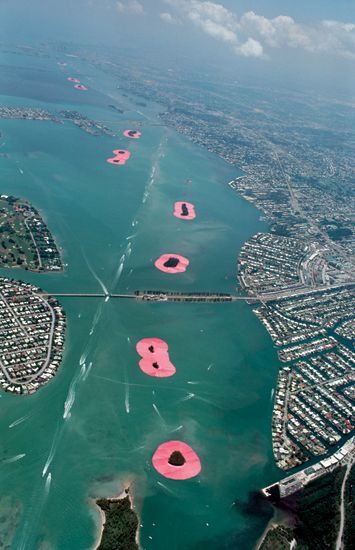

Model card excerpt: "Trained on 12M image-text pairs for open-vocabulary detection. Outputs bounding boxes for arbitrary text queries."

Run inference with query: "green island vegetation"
[261,467,348,550]
[259,525,294,550]
[343,465,354,550]
[96,495,138,550]
[0,194,62,272]
[168,451,185,466]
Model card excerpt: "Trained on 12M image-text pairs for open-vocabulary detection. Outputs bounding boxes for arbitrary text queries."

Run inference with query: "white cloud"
[164,0,240,51]
[237,38,264,58]
[162,0,355,60]
[116,1,144,15]
[160,12,180,25]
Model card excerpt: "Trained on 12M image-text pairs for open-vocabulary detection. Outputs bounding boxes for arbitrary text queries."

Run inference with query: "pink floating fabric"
[154,254,189,274]
[106,149,131,165]
[136,338,175,378]
[174,201,196,220]
[123,129,142,139]
[74,84,88,91]
[139,357,176,378]
[152,441,201,480]
[67,77,80,83]
[136,337,169,357]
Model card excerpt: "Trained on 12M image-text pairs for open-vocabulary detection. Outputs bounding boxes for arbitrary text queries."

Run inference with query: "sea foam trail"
[142,162,157,204]
[9,415,29,428]
[141,137,165,205]
[111,239,133,289]
[2,453,25,464]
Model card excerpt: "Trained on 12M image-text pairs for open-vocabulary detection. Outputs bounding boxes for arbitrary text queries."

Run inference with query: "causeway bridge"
[41,290,254,302]
[40,283,354,303]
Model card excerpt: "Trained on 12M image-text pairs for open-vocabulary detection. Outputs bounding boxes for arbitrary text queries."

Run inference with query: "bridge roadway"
[38,282,354,302]
[38,291,252,301]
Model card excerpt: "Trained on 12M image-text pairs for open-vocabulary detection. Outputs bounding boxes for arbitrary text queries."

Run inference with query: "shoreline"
[92,479,139,550]
[255,504,295,550]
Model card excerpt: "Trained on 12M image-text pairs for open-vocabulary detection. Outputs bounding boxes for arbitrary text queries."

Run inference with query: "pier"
[262,437,354,500]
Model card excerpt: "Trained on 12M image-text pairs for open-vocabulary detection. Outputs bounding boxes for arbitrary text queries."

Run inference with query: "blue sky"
[1,1,354,96]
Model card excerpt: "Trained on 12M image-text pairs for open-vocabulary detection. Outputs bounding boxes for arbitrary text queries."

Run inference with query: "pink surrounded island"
[136,337,175,378]
[152,440,201,480]
[174,201,196,220]
[139,357,176,378]
[106,149,131,166]
[136,337,168,357]
[154,254,189,274]
[74,83,88,91]
[67,77,80,83]
[123,130,142,139]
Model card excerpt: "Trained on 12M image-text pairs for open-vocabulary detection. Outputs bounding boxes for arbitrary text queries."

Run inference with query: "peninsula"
[0,195,63,272]
[0,277,65,395]
[95,490,138,550]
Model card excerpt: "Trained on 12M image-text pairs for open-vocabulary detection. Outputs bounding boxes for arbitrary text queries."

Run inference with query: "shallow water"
[0,50,280,549]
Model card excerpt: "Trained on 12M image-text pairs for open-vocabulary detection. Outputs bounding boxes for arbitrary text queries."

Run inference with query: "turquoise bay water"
[0,52,281,549]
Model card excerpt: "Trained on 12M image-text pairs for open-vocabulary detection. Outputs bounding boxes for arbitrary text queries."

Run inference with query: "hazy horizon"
[1,0,355,99]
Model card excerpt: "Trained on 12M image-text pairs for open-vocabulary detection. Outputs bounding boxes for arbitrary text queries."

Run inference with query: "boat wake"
[125,384,130,414]
[83,361,93,381]
[157,481,178,496]
[152,403,165,423]
[45,472,52,493]
[170,425,183,433]
[111,241,132,289]
[141,137,165,204]
[178,392,195,403]
[89,301,104,336]
[81,249,109,296]
[63,367,85,420]
[2,453,25,464]
[42,424,62,477]
[9,415,29,429]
